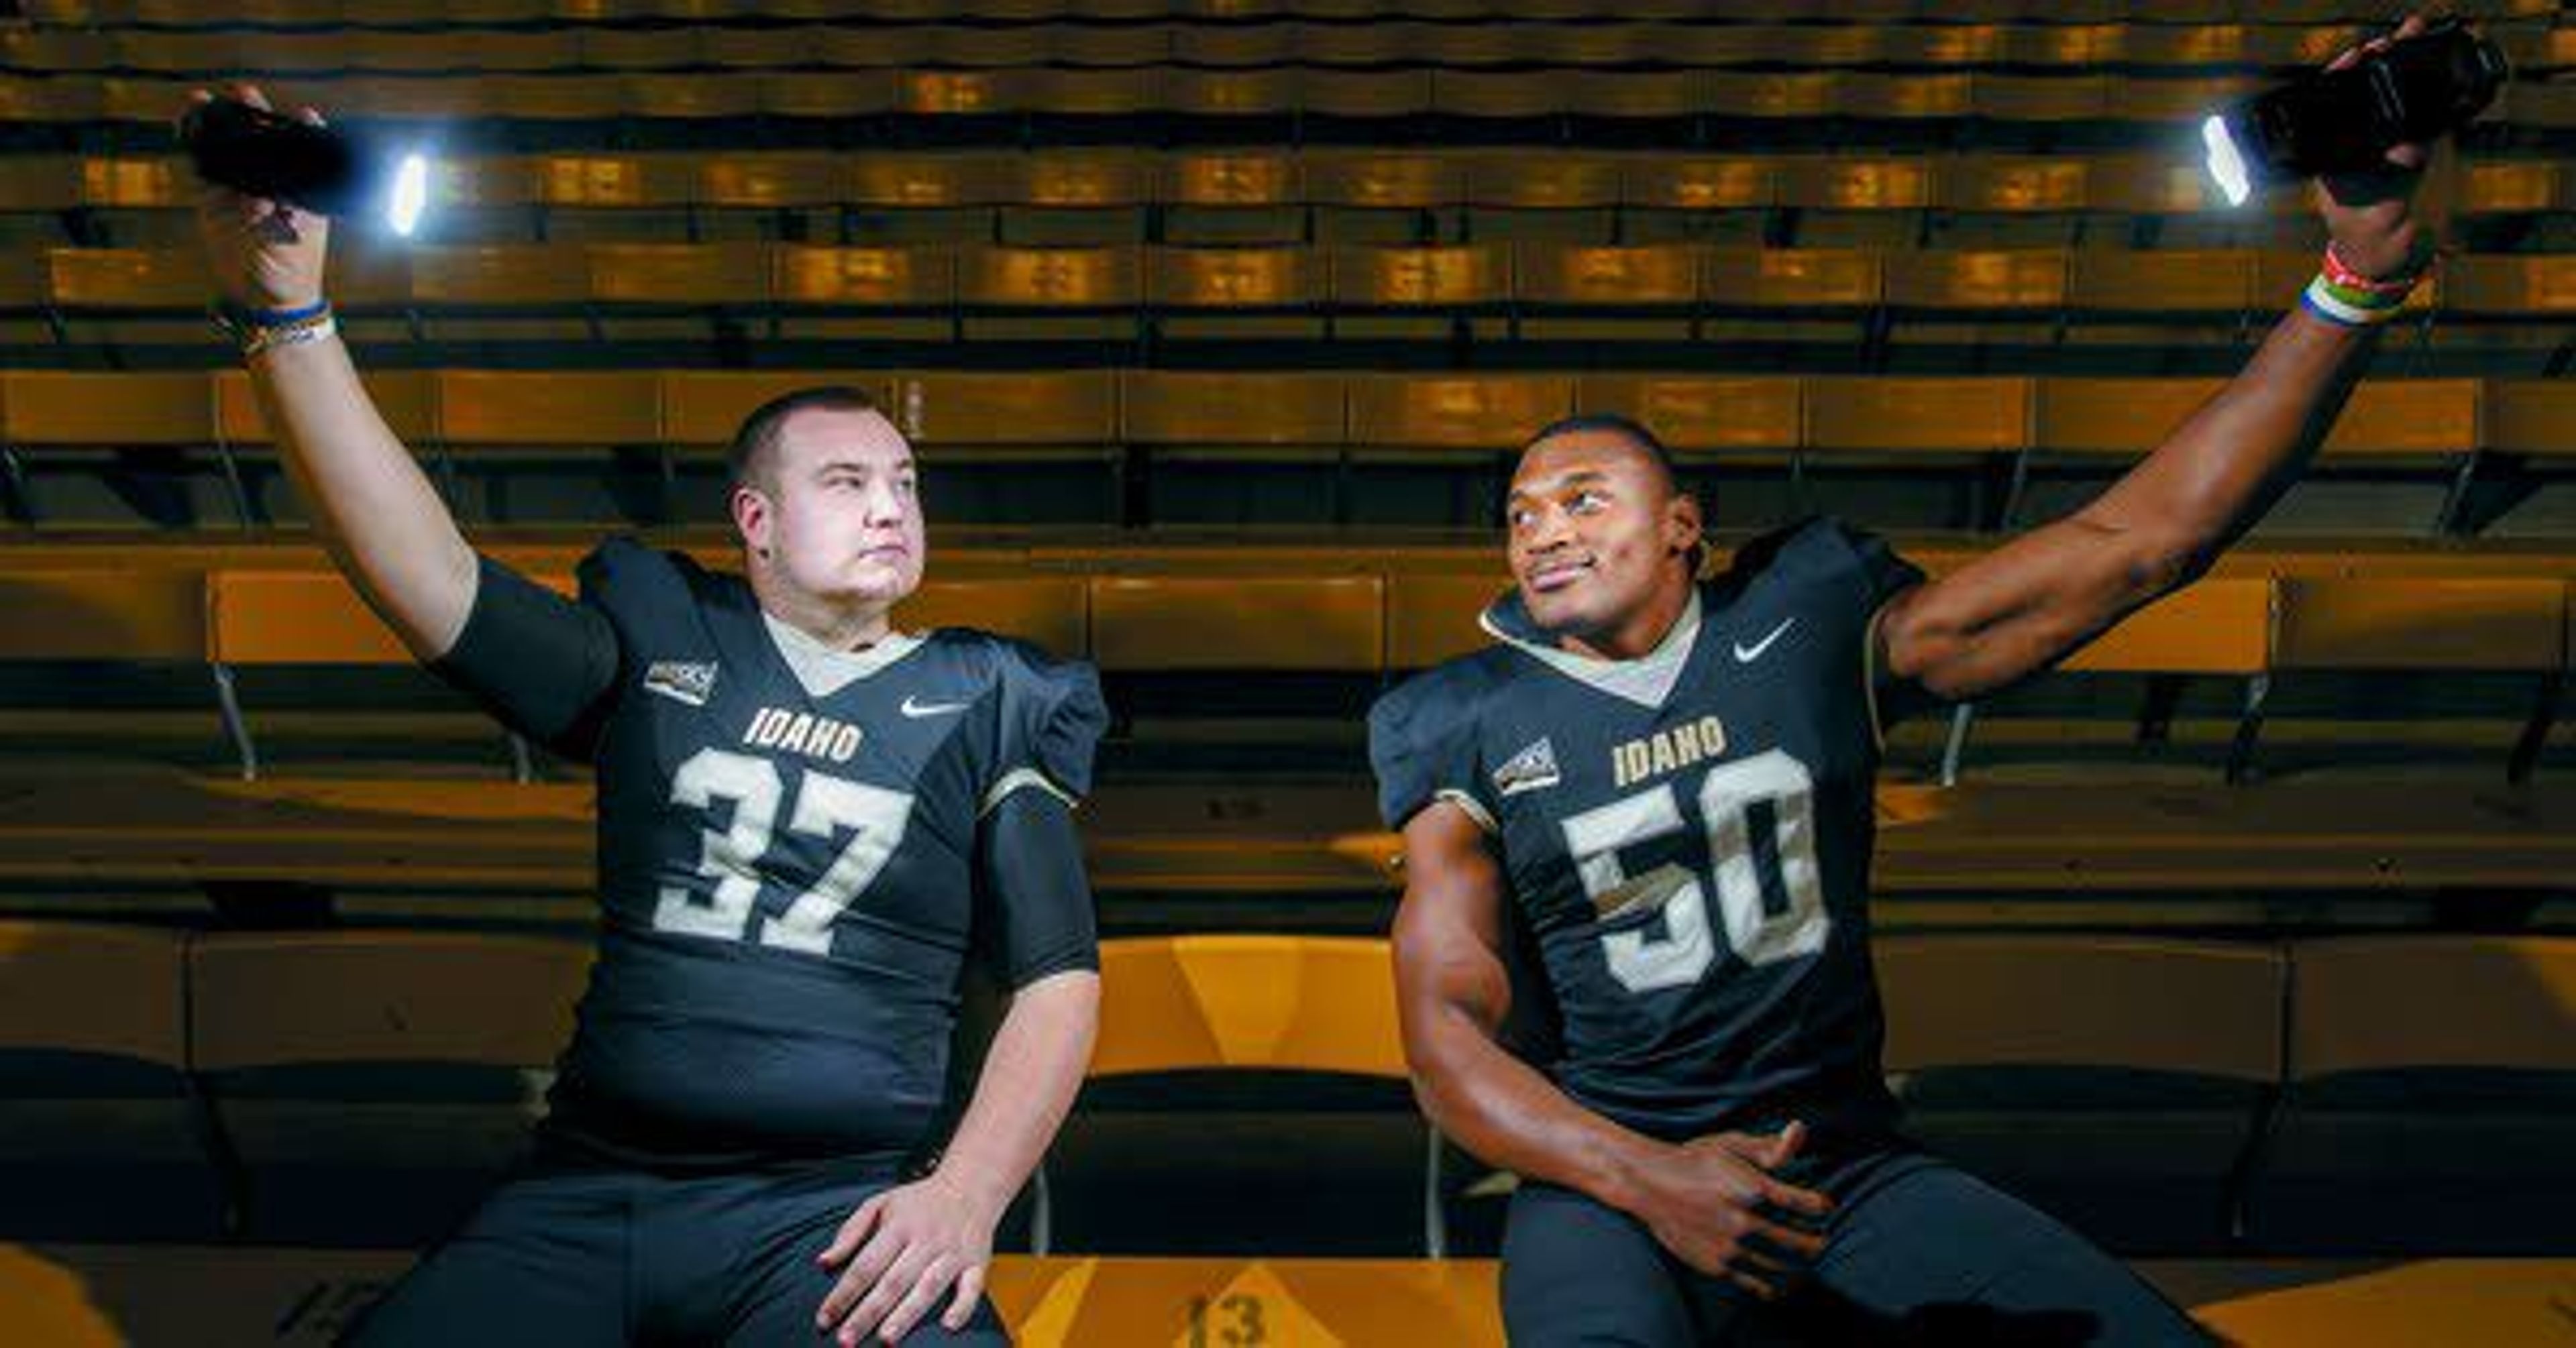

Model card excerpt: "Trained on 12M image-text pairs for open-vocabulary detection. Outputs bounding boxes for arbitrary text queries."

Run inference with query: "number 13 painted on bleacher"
[1560,749,1829,994]
[651,747,916,955]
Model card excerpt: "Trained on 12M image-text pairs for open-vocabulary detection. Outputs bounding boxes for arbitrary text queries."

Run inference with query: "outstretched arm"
[189,82,476,660]
[1878,17,2446,706]
[1393,802,1830,1299]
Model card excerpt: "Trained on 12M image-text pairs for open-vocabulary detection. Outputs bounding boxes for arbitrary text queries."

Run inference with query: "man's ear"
[1666,488,1704,558]
[731,483,771,557]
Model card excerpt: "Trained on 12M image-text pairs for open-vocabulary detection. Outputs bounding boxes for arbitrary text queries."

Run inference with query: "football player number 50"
[1560,749,1827,994]
[652,747,917,956]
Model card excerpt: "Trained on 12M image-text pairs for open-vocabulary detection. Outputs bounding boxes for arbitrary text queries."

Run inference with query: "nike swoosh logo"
[900,695,969,718]
[1733,617,1798,663]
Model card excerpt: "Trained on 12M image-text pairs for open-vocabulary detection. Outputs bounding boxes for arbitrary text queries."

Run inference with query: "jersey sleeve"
[425,551,622,761]
[973,787,1101,990]
[981,640,1108,815]
[1765,515,1939,732]
[1366,664,1498,834]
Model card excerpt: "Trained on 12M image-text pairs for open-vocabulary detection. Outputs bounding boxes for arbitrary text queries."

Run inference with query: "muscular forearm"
[1887,304,2386,701]
[2089,292,2383,573]
[248,332,477,659]
[931,969,1098,1220]
[1411,1000,1664,1216]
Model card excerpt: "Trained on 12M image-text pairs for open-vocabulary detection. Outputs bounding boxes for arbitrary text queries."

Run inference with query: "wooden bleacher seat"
[1805,376,2031,459]
[1878,774,2576,892]
[189,929,591,1246]
[1929,576,2272,784]
[2485,380,2576,465]
[0,561,215,767]
[2068,251,2259,325]
[2248,936,2576,1255]
[1514,243,1697,308]
[435,370,661,453]
[1119,371,1343,457]
[1046,936,1445,1256]
[205,567,539,781]
[2035,377,2229,459]
[659,370,887,451]
[1699,247,1882,327]
[957,245,1142,343]
[1091,575,1382,673]
[1144,247,1322,340]
[406,245,591,348]
[0,568,205,665]
[2250,576,2567,781]
[1580,374,1804,458]
[0,919,217,1241]
[1876,936,2284,1253]
[1348,374,1573,457]
[0,370,237,526]
[1884,247,2068,318]
[770,246,955,341]
[888,370,1119,460]
[1332,243,1507,311]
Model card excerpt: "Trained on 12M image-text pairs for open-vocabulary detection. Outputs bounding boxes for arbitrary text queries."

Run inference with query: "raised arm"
[1393,801,1831,1298]
[188,83,476,660]
[1878,19,2445,706]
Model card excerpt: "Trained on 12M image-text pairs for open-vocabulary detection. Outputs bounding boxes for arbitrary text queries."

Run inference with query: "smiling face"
[1505,427,1702,654]
[731,404,926,616]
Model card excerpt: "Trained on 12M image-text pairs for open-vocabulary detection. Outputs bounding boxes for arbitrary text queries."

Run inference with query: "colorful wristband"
[2302,274,2403,327]
[2323,240,2432,296]
[219,298,331,330]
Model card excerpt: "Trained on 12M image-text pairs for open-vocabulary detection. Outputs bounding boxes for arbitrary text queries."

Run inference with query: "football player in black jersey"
[193,85,1100,1347]
[1374,21,2447,1347]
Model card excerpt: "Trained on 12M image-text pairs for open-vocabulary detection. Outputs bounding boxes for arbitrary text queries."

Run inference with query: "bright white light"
[387,152,428,237]
[2202,115,2251,209]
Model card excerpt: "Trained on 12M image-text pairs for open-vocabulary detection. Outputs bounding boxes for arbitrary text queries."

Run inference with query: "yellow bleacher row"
[17,0,2563,28]
[12,64,2576,129]
[1,541,2570,675]
[7,19,2569,77]
[12,759,2576,896]
[3,922,2568,1347]
[0,368,2570,459]
[19,148,2576,227]
[25,240,2576,321]
[13,926,2567,1158]
[5,1249,2569,1348]
[1,549,2567,875]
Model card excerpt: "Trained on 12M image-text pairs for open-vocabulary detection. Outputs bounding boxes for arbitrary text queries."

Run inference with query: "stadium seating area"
[0,1,2569,1343]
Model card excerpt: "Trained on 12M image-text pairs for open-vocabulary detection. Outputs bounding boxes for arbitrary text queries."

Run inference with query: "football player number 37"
[1560,748,1828,993]
[653,748,917,955]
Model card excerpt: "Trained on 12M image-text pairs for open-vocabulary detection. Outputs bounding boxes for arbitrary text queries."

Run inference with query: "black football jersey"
[1369,518,1927,1144]
[439,539,1105,1171]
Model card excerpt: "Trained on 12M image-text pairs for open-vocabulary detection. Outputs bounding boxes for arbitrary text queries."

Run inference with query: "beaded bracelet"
[238,307,337,359]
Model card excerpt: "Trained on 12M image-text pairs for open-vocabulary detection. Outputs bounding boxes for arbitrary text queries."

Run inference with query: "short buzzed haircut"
[725,386,882,493]
[1521,412,1682,498]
